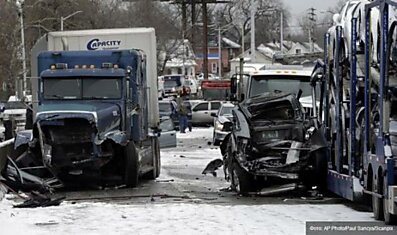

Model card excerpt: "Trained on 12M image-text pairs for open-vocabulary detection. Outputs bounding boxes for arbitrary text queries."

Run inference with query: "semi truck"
[30,28,159,129]
[13,28,160,187]
[313,0,397,224]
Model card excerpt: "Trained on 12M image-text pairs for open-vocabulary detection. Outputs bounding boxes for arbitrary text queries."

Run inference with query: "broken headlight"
[215,121,224,131]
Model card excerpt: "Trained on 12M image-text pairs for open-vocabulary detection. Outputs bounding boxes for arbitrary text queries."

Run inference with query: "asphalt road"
[55,128,349,207]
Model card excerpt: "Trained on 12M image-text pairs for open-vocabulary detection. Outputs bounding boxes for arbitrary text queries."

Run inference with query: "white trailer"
[30,28,159,128]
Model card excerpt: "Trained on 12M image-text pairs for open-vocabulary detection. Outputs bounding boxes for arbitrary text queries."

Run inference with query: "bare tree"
[0,1,19,99]
[214,0,288,50]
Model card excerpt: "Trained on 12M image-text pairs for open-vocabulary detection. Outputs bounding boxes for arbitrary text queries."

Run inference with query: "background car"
[159,100,178,128]
[183,78,199,97]
[191,100,223,126]
[212,102,235,146]
[159,117,177,148]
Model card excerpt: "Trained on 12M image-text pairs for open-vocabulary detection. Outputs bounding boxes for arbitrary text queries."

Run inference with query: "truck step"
[362,189,383,199]
[44,177,63,189]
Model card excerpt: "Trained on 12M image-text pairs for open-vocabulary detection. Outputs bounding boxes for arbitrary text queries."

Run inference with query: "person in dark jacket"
[177,87,189,133]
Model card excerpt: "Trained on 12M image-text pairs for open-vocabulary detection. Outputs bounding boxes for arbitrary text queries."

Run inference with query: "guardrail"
[0,138,15,173]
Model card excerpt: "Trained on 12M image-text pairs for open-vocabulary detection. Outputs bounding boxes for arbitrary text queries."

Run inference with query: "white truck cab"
[233,65,317,116]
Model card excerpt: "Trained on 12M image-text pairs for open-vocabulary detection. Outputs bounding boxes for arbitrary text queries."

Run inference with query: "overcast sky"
[282,0,341,19]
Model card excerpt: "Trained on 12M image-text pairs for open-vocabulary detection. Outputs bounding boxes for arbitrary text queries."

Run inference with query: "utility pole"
[181,1,187,37]
[202,1,209,80]
[280,11,283,52]
[16,0,26,98]
[191,1,196,51]
[173,1,229,80]
[308,7,316,52]
[218,26,222,79]
[250,0,256,62]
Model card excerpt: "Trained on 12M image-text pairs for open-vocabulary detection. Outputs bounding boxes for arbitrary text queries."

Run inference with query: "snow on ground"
[0,196,374,235]
[0,128,375,235]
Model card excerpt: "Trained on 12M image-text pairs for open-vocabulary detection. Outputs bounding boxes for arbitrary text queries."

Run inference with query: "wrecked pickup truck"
[221,92,327,195]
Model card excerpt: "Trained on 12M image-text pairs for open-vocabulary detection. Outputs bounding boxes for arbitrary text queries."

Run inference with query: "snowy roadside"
[0,194,374,235]
[0,128,375,235]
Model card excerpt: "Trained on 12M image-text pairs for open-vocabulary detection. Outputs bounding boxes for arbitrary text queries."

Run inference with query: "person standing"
[177,87,189,133]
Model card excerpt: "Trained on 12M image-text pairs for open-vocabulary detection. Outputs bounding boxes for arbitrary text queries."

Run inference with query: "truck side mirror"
[230,74,238,101]
[310,60,325,87]
[297,89,303,100]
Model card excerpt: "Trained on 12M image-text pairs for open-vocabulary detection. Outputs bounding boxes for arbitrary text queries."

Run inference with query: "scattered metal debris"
[202,159,223,177]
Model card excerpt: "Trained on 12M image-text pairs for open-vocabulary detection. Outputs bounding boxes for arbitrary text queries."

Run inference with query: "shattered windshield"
[249,75,311,98]
[43,77,122,100]
[249,100,295,120]
[220,106,233,115]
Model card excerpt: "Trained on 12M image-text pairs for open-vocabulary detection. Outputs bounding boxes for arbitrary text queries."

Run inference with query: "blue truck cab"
[26,50,160,187]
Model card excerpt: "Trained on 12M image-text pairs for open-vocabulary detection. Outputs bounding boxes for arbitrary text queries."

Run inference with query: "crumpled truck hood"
[241,93,297,120]
[36,103,122,140]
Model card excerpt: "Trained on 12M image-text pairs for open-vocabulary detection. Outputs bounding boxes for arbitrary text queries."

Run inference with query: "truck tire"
[231,161,256,195]
[145,138,161,179]
[372,175,384,220]
[312,150,328,192]
[213,136,221,146]
[124,142,139,187]
[383,176,397,225]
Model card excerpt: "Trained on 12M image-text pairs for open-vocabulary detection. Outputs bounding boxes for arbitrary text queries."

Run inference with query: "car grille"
[223,122,233,132]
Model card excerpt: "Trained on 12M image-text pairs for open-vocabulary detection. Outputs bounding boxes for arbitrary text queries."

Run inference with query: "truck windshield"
[5,101,26,109]
[249,75,311,98]
[43,77,122,100]
[164,80,179,88]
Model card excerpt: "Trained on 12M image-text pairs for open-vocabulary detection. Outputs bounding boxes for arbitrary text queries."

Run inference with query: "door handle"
[204,112,208,114]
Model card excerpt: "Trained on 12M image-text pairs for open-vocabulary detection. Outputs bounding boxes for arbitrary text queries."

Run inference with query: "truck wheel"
[231,162,255,195]
[312,150,328,192]
[372,175,384,220]
[213,135,220,146]
[383,176,397,225]
[145,138,161,179]
[124,142,139,187]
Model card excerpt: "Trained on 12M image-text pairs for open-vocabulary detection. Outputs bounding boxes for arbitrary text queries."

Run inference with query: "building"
[229,40,324,75]
[195,37,240,78]
[162,39,197,77]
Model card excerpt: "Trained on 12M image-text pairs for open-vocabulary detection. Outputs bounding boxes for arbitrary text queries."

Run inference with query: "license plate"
[262,130,279,139]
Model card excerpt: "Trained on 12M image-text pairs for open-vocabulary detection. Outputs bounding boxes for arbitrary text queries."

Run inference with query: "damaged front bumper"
[237,140,313,180]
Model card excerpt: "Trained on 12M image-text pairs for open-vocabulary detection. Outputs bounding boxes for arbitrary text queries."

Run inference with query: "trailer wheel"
[372,175,384,220]
[231,162,255,195]
[383,176,397,225]
[124,142,139,187]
